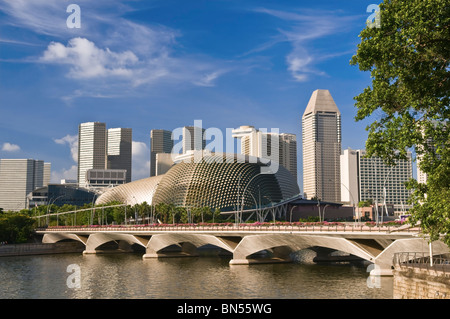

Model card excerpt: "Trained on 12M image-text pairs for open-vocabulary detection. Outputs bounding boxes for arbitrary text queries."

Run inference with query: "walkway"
[35,223,449,276]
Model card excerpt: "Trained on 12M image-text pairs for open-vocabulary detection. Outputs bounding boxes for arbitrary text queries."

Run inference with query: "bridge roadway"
[36,223,450,276]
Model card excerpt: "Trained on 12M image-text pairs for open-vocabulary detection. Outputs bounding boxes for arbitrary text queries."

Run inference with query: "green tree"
[0,213,36,243]
[350,0,450,246]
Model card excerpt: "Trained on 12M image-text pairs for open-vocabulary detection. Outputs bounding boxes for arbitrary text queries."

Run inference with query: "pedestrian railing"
[393,252,450,274]
[35,222,420,234]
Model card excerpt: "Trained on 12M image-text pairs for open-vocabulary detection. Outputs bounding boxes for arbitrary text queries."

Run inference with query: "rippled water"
[0,252,393,299]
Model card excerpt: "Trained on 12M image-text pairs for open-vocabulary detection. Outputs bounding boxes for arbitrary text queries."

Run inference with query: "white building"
[302,89,341,202]
[340,148,359,206]
[85,169,127,189]
[78,122,132,187]
[0,159,48,211]
[232,125,298,180]
[78,122,107,187]
[182,126,206,154]
[340,148,413,215]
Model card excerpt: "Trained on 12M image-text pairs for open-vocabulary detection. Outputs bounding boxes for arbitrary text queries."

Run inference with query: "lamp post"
[132,196,138,225]
[382,166,394,223]
[289,205,298,223]
[239,172,263,224]
[322,204,330,222]
[47,194,65,226]
[316,198,321,222]
[340,182,358,223]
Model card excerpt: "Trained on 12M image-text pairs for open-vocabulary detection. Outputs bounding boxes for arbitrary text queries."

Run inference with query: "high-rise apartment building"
[0,159,47,211]
[78,122,107,186]
[78,122,132,187]
[340,148,413,214]
[232,125,298,180]
[150,129,173,176]
[302,89,341,202]
[107,128,132,183]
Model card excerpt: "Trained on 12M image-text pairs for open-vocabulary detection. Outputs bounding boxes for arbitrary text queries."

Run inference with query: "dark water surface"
[0,252,393,299]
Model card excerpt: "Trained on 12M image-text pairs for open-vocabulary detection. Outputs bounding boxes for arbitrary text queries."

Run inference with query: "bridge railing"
[35,222,420,233]
[393,252,450,274]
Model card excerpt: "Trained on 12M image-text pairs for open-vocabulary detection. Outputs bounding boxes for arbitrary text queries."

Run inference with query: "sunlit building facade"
[302,89,341,202]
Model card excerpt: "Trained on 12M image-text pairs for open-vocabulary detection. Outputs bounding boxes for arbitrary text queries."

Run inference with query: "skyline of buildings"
[0,89,424,213]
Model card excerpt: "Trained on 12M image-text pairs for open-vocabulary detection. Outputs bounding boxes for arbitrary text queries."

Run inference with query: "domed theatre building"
[96,152,300,212]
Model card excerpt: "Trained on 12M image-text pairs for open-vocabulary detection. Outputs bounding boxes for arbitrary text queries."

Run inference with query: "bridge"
[35,223,450,276]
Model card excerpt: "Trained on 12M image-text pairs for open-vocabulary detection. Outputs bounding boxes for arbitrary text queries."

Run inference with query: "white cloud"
[1,142,20,152]
[54,134,78,163]
[132,141,150,181]
[41,37,139,79]
[1,1,231,96]
[50,164,77,184]
[252,8,358,82]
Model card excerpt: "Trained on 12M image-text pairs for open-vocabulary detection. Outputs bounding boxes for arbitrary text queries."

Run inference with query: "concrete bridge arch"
[143,233,236,258]
[229,234,376,265]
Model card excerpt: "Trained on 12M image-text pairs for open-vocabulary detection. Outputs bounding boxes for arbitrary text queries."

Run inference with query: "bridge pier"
[143,242,199,259]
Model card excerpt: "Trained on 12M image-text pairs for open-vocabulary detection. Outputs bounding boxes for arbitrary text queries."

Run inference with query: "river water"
[0,250,393,299]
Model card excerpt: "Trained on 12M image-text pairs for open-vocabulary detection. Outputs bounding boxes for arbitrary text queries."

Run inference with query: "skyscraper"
[107,127,132,182]
[78,122,107,186]
[232,125,298,179]
[302,89,341,202]
[78,122,132,186]
[0,159,47,211]
[150,129,173,176]
[182,126,206,154]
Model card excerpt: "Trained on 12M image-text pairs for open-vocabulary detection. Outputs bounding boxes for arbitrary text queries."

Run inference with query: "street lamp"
[316,198,321,222]
[132,196,138,225]
[289,205,298,223]
[46,194,65,226]
[322,204,330,222]
[340,182,358,223]
[239,172,264,224]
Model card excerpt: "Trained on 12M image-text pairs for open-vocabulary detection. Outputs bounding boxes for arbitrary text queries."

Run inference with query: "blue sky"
[0,0,388,186]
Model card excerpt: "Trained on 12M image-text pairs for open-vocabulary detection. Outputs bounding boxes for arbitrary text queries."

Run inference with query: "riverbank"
[0,242,84,257]
[393,265,450,299]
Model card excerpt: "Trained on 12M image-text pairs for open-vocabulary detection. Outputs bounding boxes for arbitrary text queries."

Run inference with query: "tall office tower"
[182,126,206,154]
[78,122,107,187]
[302,89,341,202]
[107,128,132,182]
[150,129,174,176]
[279,133,298,181]
[340,148,413,214]
[232,126,298,179]
[0,159,45,211]
[43,162,51,187]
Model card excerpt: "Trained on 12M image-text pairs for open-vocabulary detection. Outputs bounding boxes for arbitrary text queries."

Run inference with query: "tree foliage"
[0,212,36,243]
[350,0,450,245]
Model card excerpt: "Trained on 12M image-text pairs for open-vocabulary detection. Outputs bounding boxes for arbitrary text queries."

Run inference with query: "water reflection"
[0,253,393,299]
